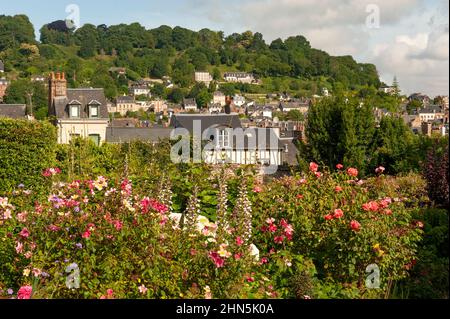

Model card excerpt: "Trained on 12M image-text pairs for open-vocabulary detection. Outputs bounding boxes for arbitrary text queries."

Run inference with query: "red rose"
[324,214,333,221]
[309,162,319,172]
[350,220,361,231]
[333,209,344,219]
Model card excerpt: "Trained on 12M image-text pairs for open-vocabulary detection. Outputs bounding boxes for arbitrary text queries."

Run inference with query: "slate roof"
[106,127,172,143]
[0,104,27,119]
[170,114,242,133]
[51,88,109,119]
[419,105,443,114]
[116,95,135,103]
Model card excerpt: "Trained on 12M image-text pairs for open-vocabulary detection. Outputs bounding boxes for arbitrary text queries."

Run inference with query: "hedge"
[0,118,57,196]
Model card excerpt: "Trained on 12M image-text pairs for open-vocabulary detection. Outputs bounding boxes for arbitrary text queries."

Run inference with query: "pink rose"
[335,186,343,192]
[17,285,32,299]
[336,164,344,170]
[253,186,262,193]
[375,166,385,174]
[236,236,244,246]
[19,228,30,238]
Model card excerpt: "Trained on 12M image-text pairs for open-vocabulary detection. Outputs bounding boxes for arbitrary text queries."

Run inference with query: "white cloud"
[181,0,448,96]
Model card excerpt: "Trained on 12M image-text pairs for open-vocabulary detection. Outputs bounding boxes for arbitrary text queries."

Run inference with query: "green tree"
[0,14,36,51]
[75,24,99,58]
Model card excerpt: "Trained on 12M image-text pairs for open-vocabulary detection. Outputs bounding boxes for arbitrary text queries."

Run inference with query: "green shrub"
[0,118,57,197]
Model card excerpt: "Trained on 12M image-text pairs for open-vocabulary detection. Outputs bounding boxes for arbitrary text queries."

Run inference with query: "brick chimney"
[48,72,67,110]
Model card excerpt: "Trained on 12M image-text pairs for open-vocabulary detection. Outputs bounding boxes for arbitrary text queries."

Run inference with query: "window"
[89,105,99,118]
[218,129,230,148]
[89,134,101,146]
[70,105,80,118]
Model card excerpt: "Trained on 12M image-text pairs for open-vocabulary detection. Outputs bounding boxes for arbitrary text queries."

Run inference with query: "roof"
[106,127,171,143]
[224,72,254,78]
[0,104,27,119]
[116,96,135,103]
[183,98,197,106]
[419,105,443,114]
[170,113,242,133]
[51,88,109,119]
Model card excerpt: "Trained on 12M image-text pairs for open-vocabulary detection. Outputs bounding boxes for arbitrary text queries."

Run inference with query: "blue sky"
[1,0,448,96]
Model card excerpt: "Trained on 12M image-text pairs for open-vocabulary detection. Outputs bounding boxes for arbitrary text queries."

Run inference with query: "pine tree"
[392,76,400,96]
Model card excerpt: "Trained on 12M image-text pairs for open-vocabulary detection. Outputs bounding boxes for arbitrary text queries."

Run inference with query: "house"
[0,60,4,73]
[279,98,311,113]
[232,94,246,108]
[208,103,223,114]
[194,72,213,87]
[111,95,144,116]
[212,91,226,106]
[109,67,126,76]
[150,99,168,114]
[379,86,396,95]
[183,98,198,112]
[129,84,151,97]
[408,93,431,107]
[0,78,10,102]
[223,72,255,84]
[48,72,109,145]
[31,75,46,82]
[435,95,449,110]
[418,105,444,122]
[402,114,422,133]
[0,104,32,120]
[169,113,298,168]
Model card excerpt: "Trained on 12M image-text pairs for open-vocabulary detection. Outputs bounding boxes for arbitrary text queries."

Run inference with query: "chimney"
[48,71,68,113]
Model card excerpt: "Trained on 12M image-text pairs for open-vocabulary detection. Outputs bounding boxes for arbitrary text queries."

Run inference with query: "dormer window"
[89,105,99,118]
[69,105,80,118]
[88,100,101,118]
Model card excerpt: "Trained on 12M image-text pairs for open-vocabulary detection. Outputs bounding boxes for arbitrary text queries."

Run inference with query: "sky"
[1,0,449,97]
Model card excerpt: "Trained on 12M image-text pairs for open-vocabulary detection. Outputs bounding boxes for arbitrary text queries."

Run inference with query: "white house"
[169,114,298,168]
[232,94,246,107]
[194,72,213,87]
[183,98,198,112]
[418,105,444,122]
[212,91,226,106]
[223,72,255,84]
[129,84,151,97]
[48,72,109,145]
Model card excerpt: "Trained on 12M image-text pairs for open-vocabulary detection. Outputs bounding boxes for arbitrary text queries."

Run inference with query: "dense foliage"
[0,118,57,196]
[0,14,382,101]
[300,95,448,177]
[0,134,447,299]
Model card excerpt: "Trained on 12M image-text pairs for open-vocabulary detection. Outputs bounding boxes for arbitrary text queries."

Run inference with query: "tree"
[75,24,99,58]
[4,79,47,119]
[151,83,166,98]
[286,110,304,121]
[212,68,221,81]
[168,88,185,103]
[392,76,400,96]
[0,15,36,51]
[303,95,376,176]
[407,100,422,115]
[40,20,75,46]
